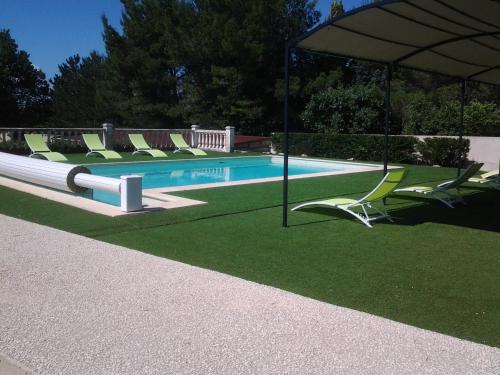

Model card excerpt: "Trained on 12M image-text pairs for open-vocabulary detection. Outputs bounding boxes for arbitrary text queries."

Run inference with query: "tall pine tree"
[100,0,319,133]
[101,0,196,128]
[185,0,320,134]
[0,29,52,126]
[51,52,107,127]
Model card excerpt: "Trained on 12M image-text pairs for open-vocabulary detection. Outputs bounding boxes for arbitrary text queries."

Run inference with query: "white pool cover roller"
[0,152,90,193]
[73,173,121,193]
[0,152,143,212]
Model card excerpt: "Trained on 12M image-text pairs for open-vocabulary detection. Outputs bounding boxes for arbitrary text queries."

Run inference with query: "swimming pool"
[84,156,381,206]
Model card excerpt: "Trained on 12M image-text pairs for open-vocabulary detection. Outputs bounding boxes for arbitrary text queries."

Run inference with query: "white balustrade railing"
[0,127,101,145]
[197,130,224,151]
[113,128,193,149]
[193,125,234,152]
[0,124,235,153]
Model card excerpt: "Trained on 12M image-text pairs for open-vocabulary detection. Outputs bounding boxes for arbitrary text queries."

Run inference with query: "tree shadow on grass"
[290,190,500,233]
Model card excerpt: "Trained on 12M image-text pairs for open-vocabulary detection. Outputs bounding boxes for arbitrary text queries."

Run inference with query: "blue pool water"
[83,156,371,206]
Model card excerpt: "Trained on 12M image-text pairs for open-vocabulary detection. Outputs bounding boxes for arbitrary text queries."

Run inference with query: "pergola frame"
[282,0,500,227]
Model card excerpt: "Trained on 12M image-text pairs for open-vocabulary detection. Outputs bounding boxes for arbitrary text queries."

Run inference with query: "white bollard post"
[225,126,235,152]
[191,124,200,147]
[120,175,143,212]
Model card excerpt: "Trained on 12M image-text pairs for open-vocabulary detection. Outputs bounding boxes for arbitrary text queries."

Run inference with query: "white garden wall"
[414,135,500,170]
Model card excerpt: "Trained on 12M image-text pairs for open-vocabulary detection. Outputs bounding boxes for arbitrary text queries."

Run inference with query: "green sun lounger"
[468,169,499,190]
[170,133,207,156]
[129,134,167,158]
[292,169,406,228]
[82,134,122,159]
[394,162,483,208]
[24,133,67,162]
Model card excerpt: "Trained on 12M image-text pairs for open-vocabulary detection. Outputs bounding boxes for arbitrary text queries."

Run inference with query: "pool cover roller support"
[120,175,143,212]
[0,152,143,212]
[73,174,143,212]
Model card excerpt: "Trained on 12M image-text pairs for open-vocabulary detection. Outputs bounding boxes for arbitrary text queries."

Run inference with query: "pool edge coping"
[1,155,400,216]
[142,156,397,193]
[87,154,395,194]
[0,176,206,217]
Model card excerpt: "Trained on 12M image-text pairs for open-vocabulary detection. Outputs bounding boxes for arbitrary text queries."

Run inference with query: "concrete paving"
[0,214,498,375]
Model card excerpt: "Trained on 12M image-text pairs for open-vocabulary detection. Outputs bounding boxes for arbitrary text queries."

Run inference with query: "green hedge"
[0,141,29,155]
[271,133,470,167]
[416,137,470,168]
[271,133,419,163]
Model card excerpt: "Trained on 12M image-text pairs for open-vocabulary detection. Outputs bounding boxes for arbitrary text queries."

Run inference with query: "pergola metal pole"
[383,64,392,176]
[457,79,467,176]
[282,42,291,228]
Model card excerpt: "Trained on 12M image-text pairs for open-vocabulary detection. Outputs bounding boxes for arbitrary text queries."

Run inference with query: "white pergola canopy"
[295,0,500,85]
[281,0,500,227]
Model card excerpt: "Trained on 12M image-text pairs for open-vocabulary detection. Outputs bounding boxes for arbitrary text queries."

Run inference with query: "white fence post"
[225,126,235,152]
[120,175,143,212]
[102,123,114,148]
[191,125,200,147]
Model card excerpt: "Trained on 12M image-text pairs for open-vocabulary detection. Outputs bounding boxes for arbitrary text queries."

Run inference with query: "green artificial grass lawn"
[1,153,499,347]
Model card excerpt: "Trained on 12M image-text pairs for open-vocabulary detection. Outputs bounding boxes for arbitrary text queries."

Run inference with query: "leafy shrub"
[400,91,500,136]
[271,133,419,163]
[302,85,384,134]
[416,137,470,167]
[48,139,87,153]
[401,91,459,135]
[464,100,500,136]
[0,141,29,155]
[113,142,134,152]
[48,139,133,153]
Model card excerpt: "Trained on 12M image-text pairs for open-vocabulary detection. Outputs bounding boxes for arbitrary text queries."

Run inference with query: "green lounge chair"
[170,133,207,156]
[468,169,499,190]
[24,134,67,162]
[82,134,122,159]
[394,162,483,208]
[292,169,406,228]
[129,134,167,158]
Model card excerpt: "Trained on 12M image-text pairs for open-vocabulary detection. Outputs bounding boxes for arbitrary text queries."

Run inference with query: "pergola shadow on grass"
[392,191,500,231]
[1,163,499,347]
[292,190,499,233]
[282,0,500,227]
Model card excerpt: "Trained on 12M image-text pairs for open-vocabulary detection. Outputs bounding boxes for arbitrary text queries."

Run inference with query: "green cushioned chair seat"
[292,169,406,228]
[314,198,358,206]
[394,186,434,193]
[24,134,68,162]
[129,134,167,158]
[394,163,484,207]
[34,151,68,162]
[170,133,207,156]
[82,134,122,159]
[468,169,500,190]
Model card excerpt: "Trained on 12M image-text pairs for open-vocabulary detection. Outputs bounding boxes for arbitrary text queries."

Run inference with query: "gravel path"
[0,214,498,374]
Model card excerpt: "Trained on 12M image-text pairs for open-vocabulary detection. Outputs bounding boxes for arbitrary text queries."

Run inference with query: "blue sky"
[0,0,361,79]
